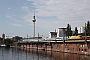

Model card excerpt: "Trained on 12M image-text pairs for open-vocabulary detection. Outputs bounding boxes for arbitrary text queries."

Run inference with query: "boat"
[0,44,6,47]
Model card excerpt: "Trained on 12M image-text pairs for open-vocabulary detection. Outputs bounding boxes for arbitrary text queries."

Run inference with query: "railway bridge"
[16,39,90,55]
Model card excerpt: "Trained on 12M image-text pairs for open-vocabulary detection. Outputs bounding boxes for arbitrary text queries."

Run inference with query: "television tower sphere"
[32,16,36,22]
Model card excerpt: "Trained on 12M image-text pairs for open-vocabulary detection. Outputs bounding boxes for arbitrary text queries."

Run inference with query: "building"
[78,26,85,33]
[49,32,57,38]
[56,28,67,37]
[49,28,67,40]
[2,33,5,40]
[12,36,22,42]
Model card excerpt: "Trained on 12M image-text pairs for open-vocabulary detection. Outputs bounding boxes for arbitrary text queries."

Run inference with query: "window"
[85,49,87,51]
[79,48,80,51]
[82,49,83,51]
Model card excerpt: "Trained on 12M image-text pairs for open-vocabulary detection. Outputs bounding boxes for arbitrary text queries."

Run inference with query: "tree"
[74,27,78,36]
[86,21,90,36]
[4,38,13,44]
[66,24,72,37]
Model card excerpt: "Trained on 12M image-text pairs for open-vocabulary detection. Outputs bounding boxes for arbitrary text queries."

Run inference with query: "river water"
[0,47,90,60]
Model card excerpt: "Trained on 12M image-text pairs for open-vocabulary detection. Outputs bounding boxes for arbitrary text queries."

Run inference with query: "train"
[68,35,90,40]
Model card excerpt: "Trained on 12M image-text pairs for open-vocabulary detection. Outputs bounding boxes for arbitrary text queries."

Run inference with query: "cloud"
[12,24,23,27]
[22,13,33,23]
[1,0,90,37]
[21,6,30,12]
[6,15,21,22]
[6,15,12,18]
[35,0,90,27]
[14,0,90,36]
[8,8,11,10]
[27,0,33,1]
[23,3,27,4]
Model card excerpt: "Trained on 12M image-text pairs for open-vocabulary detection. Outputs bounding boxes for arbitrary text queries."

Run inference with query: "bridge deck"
[17,40,90,44]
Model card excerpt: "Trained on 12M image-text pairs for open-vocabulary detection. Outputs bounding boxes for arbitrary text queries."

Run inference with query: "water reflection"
[0,47,90,60]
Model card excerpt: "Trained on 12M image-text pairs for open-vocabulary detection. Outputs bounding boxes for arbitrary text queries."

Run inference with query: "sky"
[0,0,90,38]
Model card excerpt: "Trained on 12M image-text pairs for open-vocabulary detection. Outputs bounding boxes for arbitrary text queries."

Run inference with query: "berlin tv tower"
[32,2,36,38]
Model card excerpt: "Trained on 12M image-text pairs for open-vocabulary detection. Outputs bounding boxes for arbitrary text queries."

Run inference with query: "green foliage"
[86,21,90,36]
[74,27,78,36]
[66,24,72,37]
[66,21,90,36]
[4,38,13,44]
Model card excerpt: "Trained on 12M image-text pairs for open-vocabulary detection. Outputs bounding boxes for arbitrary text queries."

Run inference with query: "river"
[0,47,90,60]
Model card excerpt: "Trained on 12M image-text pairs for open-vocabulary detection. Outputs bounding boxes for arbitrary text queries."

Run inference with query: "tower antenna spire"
[34,0,35,16]
[32,0,36,38]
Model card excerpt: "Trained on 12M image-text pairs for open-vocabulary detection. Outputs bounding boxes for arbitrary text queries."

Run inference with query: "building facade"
[56,28,67,38]
[49,32,57,38]
[78,26,85,33]
[49,28,67,40]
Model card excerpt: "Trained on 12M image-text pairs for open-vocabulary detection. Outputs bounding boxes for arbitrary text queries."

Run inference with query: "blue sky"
[0,0,90,38]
